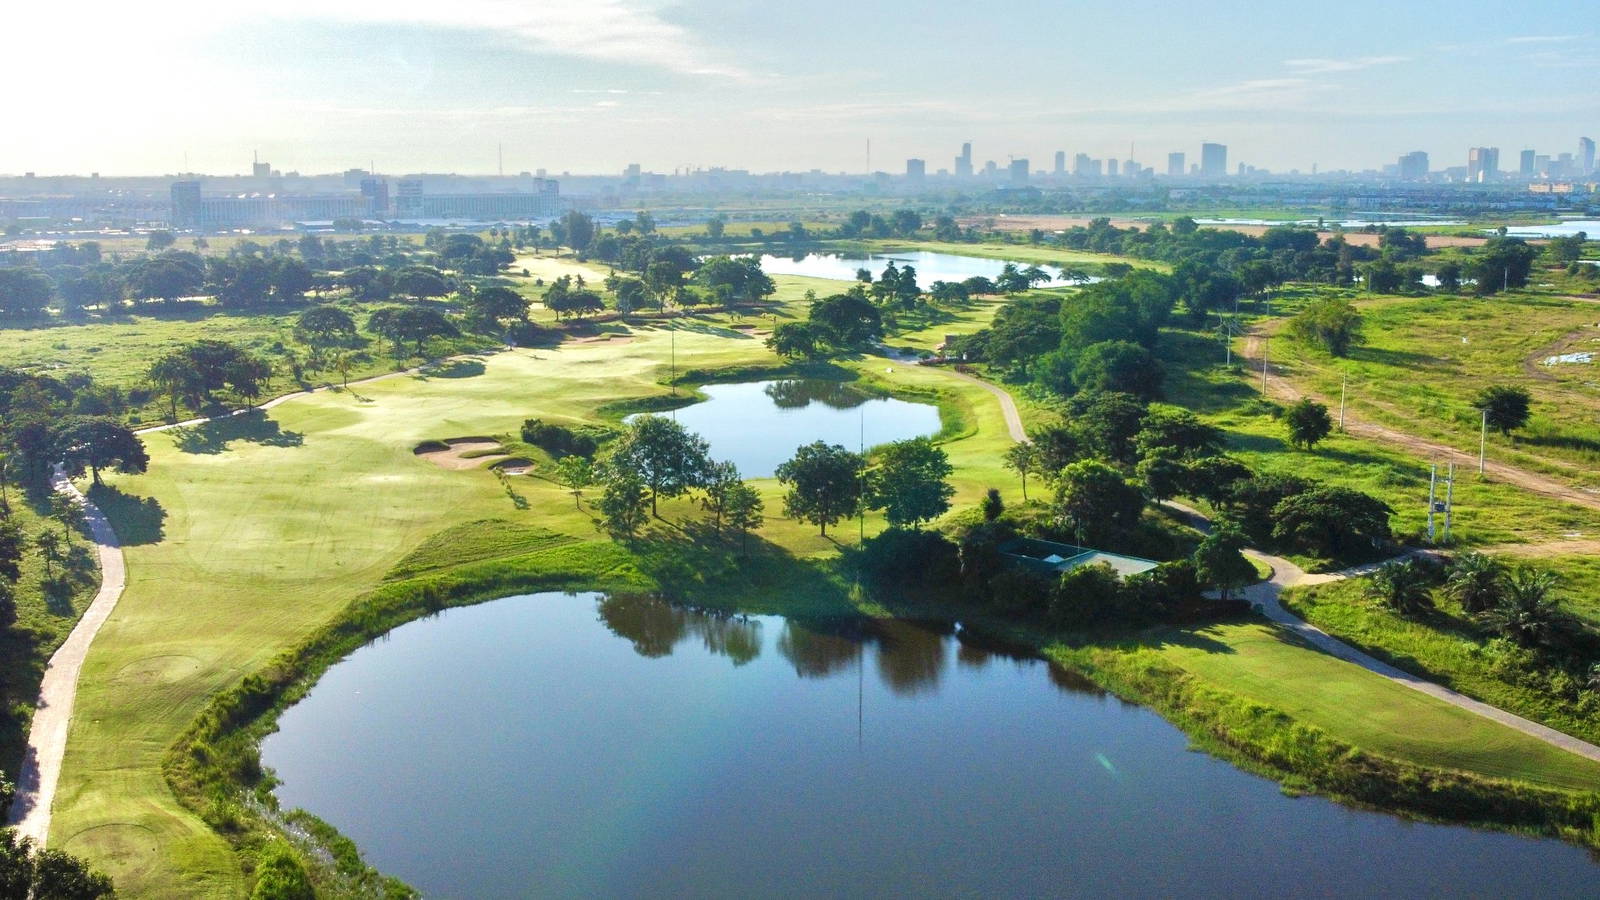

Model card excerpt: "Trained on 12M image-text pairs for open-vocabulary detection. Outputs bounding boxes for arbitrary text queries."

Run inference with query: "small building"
[1000,538,1159,580]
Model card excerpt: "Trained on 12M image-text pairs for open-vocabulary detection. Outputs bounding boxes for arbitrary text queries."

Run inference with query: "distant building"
[170,180,202,228]
[1581,137,1596,175]
[1166,151,1184,177]
[396,179,424,217]
[1009,158,1029,184]
[1073,153,1100,177]
[1053,150,1066,175]
[1467,146,1499,182]
[1398,151,1428,180]
[359,177,389,216]
[1106,158,1119,177]
[955,142,973,178]
[1200,142,1227,177]
[905,158,925,180]
[1519,149,1537,176]
[251,160,271,179]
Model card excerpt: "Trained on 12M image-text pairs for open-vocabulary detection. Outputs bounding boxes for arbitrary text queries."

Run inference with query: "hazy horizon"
[10,0,1598,178]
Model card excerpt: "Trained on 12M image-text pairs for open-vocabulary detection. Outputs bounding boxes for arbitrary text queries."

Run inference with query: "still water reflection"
[264,592,1600,899]
[758,250,1087,286]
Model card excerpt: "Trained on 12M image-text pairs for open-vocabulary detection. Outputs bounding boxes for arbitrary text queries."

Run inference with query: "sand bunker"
[414,439,508,470]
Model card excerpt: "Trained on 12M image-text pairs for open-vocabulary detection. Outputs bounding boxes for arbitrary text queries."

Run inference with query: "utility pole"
[1443,462,1455,544]
[1478,408,1487,475]
[1427,463,1438,543]
[1260,337,1269,394]
[1339,378,1347,431]
[859,405,866,543]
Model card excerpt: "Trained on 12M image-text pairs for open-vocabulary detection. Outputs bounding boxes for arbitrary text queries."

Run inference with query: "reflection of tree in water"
[1046,663,1106,697]
[873,620,950,696]
[597,594,762,664]
[763,379,868,411]
[776,619,866,678]
[597,594,687,658]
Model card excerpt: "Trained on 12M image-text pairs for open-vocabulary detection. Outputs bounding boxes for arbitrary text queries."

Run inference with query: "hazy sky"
[10,0,1598,176]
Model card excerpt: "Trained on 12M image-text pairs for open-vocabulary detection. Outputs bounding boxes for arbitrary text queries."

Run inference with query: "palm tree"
[1365,558,1435,617]
[1443,551,1506,614]
[1479,566,1564,648]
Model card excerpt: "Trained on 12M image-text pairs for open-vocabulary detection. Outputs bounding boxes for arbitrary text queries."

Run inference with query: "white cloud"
[1283,55,1409,73]
[1505,34,1582,44]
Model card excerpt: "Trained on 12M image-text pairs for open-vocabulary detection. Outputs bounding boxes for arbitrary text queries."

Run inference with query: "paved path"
[880,350,1026,442]
[7,472,127,845]
[1161,500,1600,765]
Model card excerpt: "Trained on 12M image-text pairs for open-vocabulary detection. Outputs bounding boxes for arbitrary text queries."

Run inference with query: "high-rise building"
[1166,152,1184,177]
[955,142,973,178]
[1106,158,1119,177]
[170,180,202,228]
[1580,137,1596,175]
[1053,150,1065,175]
[1398,151,1429,180]
[359,177,389,216]
[251,160,271,179]
[905,158,925,180]
[1200,142,1227,177]
[1467,147,1499,181]
[1008,158,1029,184]
[1520,149,1537,176]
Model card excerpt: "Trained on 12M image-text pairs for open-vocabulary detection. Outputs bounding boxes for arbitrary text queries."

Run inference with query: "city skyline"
[8,0,1598,177]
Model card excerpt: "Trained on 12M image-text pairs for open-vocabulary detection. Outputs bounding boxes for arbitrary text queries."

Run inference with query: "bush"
[251,843,315,900]
[852,528,959,594]
[520,418,608,458]
[1048,562,1127,628]
[986,566,1055,618]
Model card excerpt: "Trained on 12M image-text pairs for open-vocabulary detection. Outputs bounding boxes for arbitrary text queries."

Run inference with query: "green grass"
[1282,578,1600,751]
[42,273,1600,895]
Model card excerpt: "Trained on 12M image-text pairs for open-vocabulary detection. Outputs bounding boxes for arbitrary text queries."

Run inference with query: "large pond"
[634,379,942,478]
[263,592,1600,898]
[1493,219,1600,239]
[758,250,1087,286]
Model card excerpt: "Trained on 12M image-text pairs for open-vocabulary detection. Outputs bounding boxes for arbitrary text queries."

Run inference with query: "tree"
[49,492,85,542]
[766,322,825,360]
[1071,340,1164,399]
[605,416,711,517]
[1271,485,1392,559]
[1475,385,1531,439]
[1134,406,1222,460]
[1003,442,1040,501]
[1287,297,1363,357]
[723,480,764,553]
[1284,398,1332,450]
[699,460,751,532]
[560,210,596,255]
[556,455,594,508]
[1472,237,1538,295]
[35,529,62,579]
[1444,551,1506,614]
[808,292,882,348]
[775,441,865,536]
[869,437,954,528]
[1052,459,1145,546]
[145,230,176,251]
[1479,566,1565,648]
[294,306,356,346]
[0,520,23,582]
[0,268,54,320]
[597,472,648,538]
[389,306,458,355]
[981,487,1004,521]
[1192,528,1256,601]
[0,830,113,899]
[469,285,528,327]
[1066,391,1147,464]
[55,416,148,484]
[1135,450,1185,502]
[393,266,450,301]
[1366,558,1436,617]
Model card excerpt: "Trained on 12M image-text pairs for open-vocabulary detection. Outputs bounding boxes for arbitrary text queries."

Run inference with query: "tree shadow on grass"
[419,358,486,379]
[170,410,305,455]
[1137,623,1240,655]
[86,484,167,545]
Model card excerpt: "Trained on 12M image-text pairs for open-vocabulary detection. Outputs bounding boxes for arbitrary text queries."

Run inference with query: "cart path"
[7,472,127,845]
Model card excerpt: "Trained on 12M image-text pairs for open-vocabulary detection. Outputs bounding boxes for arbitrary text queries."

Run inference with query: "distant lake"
[634,379,941,479]
[263,591,1600,899]
[1195,217,1466,228]
[1494,220,1600,239]
[758,250,1090,286]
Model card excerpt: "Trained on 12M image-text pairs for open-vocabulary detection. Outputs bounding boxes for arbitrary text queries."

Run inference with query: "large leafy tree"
[55,416,149,484]
[1271,485,1392,559]
[775,441,865,536]
[1052,459,1145,546]
[870,437,954,528]
[1284,398,1332,450]
[1472,237,1538,295]
[1287,297,1364,357]
[1071,340,1164,400]
[1475,384,1531,438]
[294,306,356,346]
[1192,528,1256,601]
[605,416,711,517]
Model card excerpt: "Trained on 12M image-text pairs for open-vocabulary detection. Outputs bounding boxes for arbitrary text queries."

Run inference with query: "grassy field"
[1265,291,1600,487]
[35,244,1600,894]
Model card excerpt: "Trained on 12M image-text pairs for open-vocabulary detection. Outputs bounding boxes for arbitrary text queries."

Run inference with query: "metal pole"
[1427,463,1437,544]
[859,405,866,543]
[1339,378,1346,431]
[1260,337,1269,394]
[1479,409,1487,475]
[1443,463,1455,543]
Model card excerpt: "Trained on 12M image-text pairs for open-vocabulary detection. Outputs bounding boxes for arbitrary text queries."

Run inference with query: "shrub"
[853,528,959,594]
[1048,562,1127,629]
[520,418,608,458]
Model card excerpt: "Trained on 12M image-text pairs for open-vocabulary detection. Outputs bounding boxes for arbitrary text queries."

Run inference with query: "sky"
[8,0,1598,177]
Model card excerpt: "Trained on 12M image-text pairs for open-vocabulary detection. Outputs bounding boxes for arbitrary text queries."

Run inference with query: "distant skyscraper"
[1581,137,1596,175]
[1468,147,1499,181]
[251,160,271,179]
[1398,151,1428,180]
[170,180,202,228]
[1106,158,1119,177]
[1053,150,1065,175]
[955,142,973,178]
[1519,149,1536,176]
[1200,142,1227,177]
[905,158,925,180]
[1166,152,1184,177]
[1009,158,1029,184]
